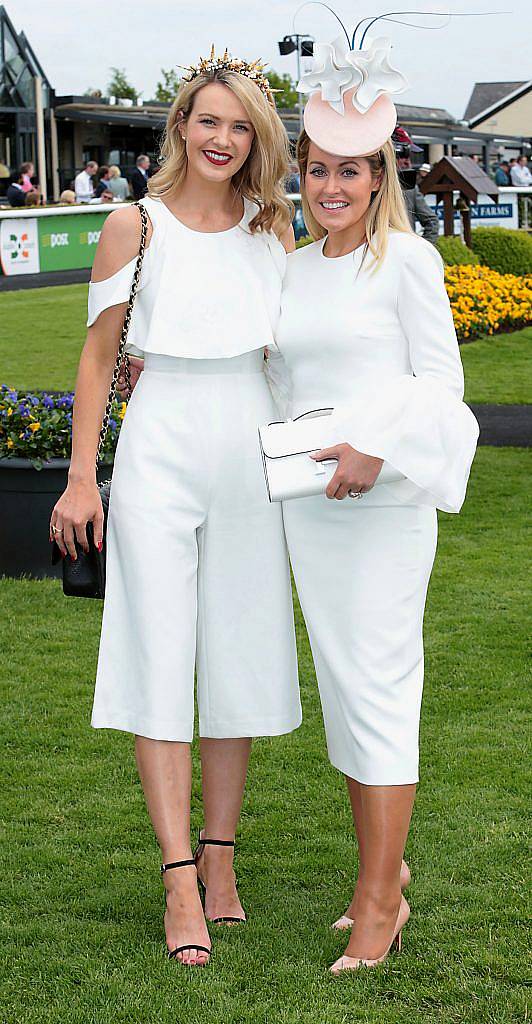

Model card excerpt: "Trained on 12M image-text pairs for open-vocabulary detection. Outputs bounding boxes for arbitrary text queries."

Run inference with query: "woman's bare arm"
[50,207,147,558]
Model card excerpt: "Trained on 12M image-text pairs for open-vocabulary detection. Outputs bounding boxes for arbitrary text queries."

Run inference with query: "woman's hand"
[117,355,144,398]
[50,479,104,560]
[311,444,384,500]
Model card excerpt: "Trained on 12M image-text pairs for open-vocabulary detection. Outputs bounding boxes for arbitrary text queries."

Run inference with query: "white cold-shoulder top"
[273,230,479,514]
[87,195,287,359]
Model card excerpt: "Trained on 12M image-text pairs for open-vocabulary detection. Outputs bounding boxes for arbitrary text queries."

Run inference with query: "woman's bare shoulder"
[91,205,151,282]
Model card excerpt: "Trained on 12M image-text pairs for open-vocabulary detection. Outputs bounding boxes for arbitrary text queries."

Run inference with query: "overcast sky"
[12,0,532,120]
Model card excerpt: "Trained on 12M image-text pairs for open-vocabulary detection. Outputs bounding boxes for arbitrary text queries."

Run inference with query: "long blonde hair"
[149,71,293,236]
[296,131,412,266]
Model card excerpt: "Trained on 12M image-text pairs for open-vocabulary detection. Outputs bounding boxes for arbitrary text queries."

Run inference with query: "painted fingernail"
[97,541,103,552]
[60,551,66,559]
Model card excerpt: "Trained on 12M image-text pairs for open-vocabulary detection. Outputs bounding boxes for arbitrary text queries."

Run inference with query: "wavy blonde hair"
[296,131,412,267]
[149,71,293,236]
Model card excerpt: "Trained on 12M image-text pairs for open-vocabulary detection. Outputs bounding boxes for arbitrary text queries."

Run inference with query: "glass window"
[17,66,35,108]
[4,26,25,82]
[0,84,16,107]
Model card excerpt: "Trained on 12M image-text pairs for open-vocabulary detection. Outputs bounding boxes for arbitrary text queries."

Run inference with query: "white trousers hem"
[328,752,419,787]
[199,711,302,739]
[91,710,302,742]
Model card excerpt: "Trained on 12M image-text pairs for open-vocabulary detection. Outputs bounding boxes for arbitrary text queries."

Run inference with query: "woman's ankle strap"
[198,837,235,848]
[161,858,196,874]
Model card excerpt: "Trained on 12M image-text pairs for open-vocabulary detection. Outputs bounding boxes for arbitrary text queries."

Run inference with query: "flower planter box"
[0,457,112,579]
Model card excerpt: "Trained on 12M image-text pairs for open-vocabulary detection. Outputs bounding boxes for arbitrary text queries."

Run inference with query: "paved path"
[0,269,90,291]
[471,404,531,447]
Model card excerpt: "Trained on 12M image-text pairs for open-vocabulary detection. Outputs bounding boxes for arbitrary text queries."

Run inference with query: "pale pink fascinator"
[297,35,408,157]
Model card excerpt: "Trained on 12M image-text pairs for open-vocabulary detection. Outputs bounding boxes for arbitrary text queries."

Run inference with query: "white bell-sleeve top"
[87,195,286,360]
[274,230,479,513]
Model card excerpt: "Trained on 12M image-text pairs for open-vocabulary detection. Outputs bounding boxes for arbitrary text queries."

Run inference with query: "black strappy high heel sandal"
[161,859,211,964]
[193,832,246,925]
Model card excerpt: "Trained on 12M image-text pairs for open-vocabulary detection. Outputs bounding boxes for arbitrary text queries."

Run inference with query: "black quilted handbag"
[51,202,148,598]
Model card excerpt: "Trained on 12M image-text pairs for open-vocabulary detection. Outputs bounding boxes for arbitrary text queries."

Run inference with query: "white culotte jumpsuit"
[90,197,301,741]
[272,230,478,784]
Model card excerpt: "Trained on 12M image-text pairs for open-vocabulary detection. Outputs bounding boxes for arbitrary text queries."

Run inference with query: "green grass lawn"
[1,284,87,392]
[1,284,530,403]
[460,327,531,405]
[0,447,529,1024]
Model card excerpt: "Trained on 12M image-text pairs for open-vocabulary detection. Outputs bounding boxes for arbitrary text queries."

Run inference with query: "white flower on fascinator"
[297,38,363,114]
[297,35,408,117]
[352,37,408,113]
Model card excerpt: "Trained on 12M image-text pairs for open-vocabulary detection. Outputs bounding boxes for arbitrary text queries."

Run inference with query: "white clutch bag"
[258,408,405,502]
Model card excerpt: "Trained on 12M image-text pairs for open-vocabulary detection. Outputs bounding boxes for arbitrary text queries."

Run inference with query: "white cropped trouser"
[282,497,438,785]
[91,350,301,742]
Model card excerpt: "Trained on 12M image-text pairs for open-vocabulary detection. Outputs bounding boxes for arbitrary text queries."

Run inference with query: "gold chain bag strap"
[52,200,149,598]
[96,200,148,467]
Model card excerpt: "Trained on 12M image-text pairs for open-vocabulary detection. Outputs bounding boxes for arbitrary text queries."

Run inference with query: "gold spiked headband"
[178,45,277,105]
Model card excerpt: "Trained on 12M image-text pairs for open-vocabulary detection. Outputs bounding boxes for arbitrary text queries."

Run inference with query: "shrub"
[444,265,532,340]
[0,387,124,469]
[470,227,532,276]
[436,236,480,266]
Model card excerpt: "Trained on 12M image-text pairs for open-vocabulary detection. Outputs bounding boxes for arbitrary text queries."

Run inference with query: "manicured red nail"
[97,541,103,552]
[60,551,66,559]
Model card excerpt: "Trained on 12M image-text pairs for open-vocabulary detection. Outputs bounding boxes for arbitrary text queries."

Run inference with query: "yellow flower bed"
[445,265,532,340]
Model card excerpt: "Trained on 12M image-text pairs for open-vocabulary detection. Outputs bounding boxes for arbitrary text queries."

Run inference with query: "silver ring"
[348,490,363,500]
[51,525,64,534]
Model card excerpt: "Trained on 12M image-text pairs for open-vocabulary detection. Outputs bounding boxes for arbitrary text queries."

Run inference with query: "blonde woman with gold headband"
[49,50,301,967]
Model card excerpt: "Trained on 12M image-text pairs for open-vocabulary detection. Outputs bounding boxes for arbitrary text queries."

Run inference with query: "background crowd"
[2,153,153,209]
[2,149,531,215]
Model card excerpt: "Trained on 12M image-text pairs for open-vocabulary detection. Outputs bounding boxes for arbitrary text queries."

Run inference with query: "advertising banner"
[38,212,107,271]
[425,191,519,233]
[0,217,40,275]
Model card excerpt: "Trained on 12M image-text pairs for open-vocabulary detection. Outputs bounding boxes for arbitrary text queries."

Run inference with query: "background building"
[1,5,530,201]
[465,80,532,143]
[0,6,54,190]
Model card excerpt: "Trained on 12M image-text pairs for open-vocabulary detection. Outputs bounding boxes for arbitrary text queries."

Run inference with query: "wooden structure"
[419,156,499,246]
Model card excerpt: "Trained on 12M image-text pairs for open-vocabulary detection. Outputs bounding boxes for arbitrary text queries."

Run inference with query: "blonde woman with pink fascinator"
[268,11,479,973]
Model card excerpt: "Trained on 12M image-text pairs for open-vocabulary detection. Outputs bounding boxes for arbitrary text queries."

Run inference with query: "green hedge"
[470,227,532,276]
[435,236,480,266]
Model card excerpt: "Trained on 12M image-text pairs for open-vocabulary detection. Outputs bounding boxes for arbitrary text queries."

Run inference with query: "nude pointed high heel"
[330,895,410,974]
[331,859,411,931]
